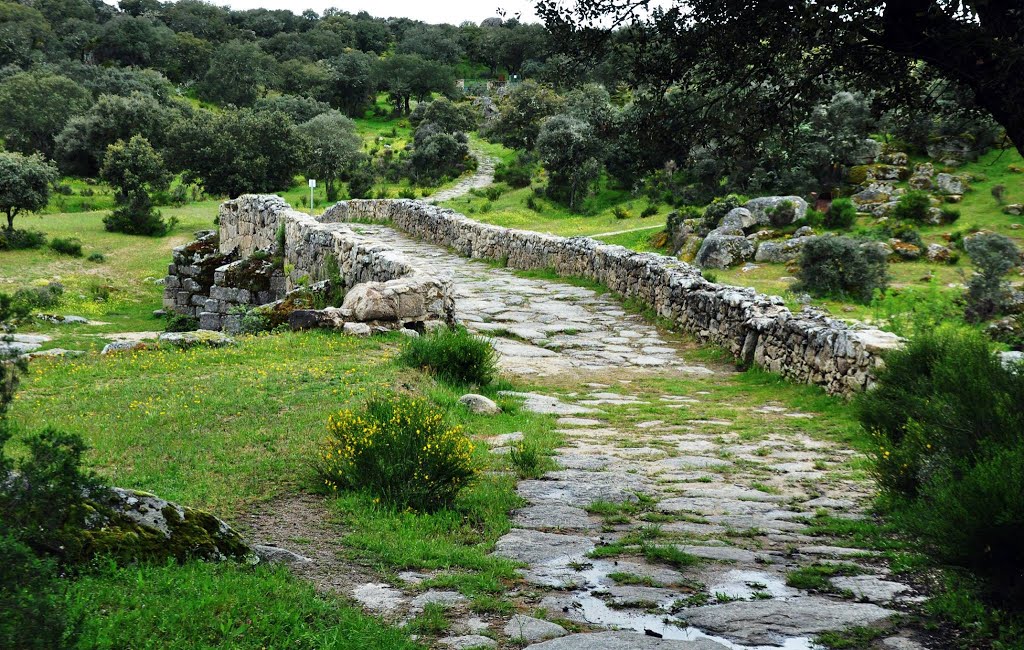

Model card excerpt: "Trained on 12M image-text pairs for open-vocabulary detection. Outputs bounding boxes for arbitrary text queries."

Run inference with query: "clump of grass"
[508,440,546,478]
[785,563,866,592]
[399,325,498,387]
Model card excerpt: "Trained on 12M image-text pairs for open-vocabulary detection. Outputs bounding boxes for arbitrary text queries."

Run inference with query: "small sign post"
[308,178,316,214]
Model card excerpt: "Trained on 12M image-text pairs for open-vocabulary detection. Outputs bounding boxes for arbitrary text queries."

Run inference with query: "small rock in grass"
[253,544,312,565]
[342,322,372,337]
[459,394,501,415]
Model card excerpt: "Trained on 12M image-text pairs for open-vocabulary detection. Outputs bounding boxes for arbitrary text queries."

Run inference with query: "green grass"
[785,563,867,592]
[66,560,421,650]
[440,176,670,238]
[814,626,888,649]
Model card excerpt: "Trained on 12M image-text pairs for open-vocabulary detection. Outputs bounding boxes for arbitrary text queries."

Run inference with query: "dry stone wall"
[320,199,902,394]
[166,195,453,332]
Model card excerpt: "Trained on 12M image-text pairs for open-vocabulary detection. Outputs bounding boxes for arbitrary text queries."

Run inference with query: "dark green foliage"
[494,155,536,188]
[0,229,47,251]
[0,151,59,231]
[168,108,300,199]
[0,71,92,158]
[164,313,199,332]
[100,135,174,236]
[198,39,277,107]
[347,166,375,199]
[964,233,1021,321]
[0,533,73,650]
[536,114,603,210]
[296,111,363,202]
[882,222,924,249]
[796,236,888,303]
[486,80,563,150]
[856,328,1024,600]
[255,95,331,124]
[409,97,477,133]
[410,131,472,184]
[87,252,106,263]
[825,198,857,230]
[0,427,109,562]
[400,326,498,387]
[700,194,745,232]
[49,237,83,257]
[8,282,64,319]
[890,190,932,222]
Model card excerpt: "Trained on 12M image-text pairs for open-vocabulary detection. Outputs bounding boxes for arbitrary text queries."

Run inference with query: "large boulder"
[851,182,897,206]
[719,207,759,232]
[754,236,818,264]
[695,230,755,269]
[341,274,449,324]
[744,196,808,227]
[935,173,966,195]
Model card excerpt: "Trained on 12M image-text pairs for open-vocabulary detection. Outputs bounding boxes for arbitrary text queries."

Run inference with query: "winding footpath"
[335,223,929,650]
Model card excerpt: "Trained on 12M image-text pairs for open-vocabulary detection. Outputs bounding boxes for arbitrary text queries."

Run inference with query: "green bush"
[882,222,924,249]
[49,237,83,257]
[700,194,745,232]
[857,328,1024,601]
[494,156,534,188]
[9,282,64,317]
[796,236,887,303]
[965,232,1020,321]
[825,198,857,230]
[0,533,73,649]
[612,205,632,220]
[890,190,932,222]
[0,229,46,251]
[103,192,176,236]
[640,204,659,218]
[87,252,105,263]
[317,394,477,512]
[399,326,498,386]
[164,313,199,332]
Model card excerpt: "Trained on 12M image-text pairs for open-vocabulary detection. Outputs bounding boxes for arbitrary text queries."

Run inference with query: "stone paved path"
[341,222,927,649]
[351,223,712,377]
[425,149,497,204]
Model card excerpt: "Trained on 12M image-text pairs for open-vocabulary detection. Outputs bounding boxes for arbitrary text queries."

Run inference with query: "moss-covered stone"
[76,487,252,564]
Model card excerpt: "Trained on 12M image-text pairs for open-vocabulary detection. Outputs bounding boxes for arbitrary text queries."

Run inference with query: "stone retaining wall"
[319,199,901,394]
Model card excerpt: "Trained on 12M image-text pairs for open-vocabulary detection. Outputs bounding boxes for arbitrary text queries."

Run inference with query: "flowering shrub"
[318,394,476,512]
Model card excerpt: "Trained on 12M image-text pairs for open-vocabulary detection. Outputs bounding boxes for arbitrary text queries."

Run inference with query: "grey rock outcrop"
[744,196,808,226]
[754,236,817,263]
[695,231,754,269]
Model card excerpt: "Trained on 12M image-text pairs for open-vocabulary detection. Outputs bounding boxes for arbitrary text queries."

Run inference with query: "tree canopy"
[537,0,1024,156]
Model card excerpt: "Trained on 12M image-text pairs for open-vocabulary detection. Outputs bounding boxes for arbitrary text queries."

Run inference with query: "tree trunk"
[6,211,13,232]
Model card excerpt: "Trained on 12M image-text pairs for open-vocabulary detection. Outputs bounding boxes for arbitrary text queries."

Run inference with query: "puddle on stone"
[567,562,818,650]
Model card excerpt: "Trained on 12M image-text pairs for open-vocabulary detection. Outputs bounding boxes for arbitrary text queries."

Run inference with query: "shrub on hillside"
[964,232,1021,321]
[49,237,83,257]
[399,326,498,386]
[494,156,535,189]
[700,194,745,232]
[856,328,1024,600]
[795,236,887,303]
[0,229,47,251]
[825,198,857,230]
[317,394,476,512]
[890,190,932,222]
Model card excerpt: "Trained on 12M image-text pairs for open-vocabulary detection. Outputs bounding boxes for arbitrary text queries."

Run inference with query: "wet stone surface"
[322,220,926,648]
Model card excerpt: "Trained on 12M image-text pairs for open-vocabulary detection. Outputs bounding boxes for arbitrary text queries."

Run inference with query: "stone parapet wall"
[166,196,453,332]
[320,199,901,394]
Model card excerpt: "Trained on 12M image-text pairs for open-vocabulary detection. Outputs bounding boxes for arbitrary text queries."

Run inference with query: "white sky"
[104,0,544,24]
